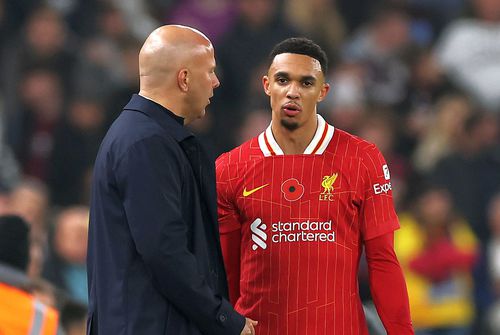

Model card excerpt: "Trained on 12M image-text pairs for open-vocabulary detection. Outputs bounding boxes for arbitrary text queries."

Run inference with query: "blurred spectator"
[395,186,478,335]
[0,214,59,335]
[49,0,101,38]
[11,68,64,181]
[407,0,467,36]
[337,0,383,33]
[403,48,450,117]
[0,106,20,192]
[43,206,88,304]
[341,3,412,106]
[110,0,160,40]
[73,4,136,101]
[73,38,120,102]
[104,38,142,125]
[2,5,76,143]
[0,0,39,41]
[9,178,50,278]
[284,0,346,62]
[92,3,132,45]
[431,112,500,242]
[435,0,500,112]
[165,0,238,44]
[10,178,49,242]
[49,98,106,206]
[324,62,367,133]
[412,94,472,174]
[398,47,456,156]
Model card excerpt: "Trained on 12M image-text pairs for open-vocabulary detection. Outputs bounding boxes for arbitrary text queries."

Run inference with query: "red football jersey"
[216,115,399,335]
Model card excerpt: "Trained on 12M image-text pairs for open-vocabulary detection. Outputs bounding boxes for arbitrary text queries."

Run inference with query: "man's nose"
[286,82,300,99]
[213,74,220,89]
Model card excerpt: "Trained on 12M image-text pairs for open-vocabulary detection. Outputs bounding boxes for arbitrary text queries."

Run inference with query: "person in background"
[0,215,59,335]
[395,185,477,335]
[43,206,89,304]
[9,178,50,279]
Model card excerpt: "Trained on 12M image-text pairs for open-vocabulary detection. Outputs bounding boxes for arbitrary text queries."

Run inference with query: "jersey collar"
[258,114,335,156]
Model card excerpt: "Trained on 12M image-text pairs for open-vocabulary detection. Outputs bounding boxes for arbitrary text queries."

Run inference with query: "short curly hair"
[269,37,328,75]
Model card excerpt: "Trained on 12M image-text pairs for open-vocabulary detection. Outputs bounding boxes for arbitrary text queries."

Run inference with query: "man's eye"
[303,81,313,87]
[277,78,287,84]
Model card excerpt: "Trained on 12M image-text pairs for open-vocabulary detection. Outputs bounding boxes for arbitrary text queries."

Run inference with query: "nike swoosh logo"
[243,184,269,197]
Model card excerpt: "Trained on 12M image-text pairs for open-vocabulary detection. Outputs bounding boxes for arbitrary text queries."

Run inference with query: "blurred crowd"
[0,0,499,334]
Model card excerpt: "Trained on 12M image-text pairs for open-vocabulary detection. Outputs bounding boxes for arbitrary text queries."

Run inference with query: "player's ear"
[262,76,271,96]
[177,68,189,92]
[317,83,330,102]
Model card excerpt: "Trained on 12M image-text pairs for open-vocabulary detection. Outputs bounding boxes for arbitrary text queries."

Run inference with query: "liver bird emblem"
[321,174,338,194]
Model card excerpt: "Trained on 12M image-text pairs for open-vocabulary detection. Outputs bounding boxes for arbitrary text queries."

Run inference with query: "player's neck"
[271,117,318,155]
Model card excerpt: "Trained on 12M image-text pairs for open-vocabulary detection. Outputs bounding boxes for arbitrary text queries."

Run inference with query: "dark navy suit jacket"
[87,94,244,334]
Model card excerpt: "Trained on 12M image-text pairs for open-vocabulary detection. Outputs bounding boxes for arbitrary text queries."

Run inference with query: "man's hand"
[240,317,258,335]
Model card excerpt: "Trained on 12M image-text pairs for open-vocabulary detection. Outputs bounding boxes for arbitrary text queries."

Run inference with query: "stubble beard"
[281,118,299,131]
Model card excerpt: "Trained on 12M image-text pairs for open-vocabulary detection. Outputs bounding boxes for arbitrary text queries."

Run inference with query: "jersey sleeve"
[365,232,414,334]
[216,153,242,304]
[216,153,241,234]
[359,144,400,241]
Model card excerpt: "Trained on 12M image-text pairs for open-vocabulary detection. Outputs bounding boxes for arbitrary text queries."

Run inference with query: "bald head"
[139,25,211,86]
[138,25,219,123]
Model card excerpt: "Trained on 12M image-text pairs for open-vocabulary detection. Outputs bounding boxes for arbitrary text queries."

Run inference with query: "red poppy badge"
[281,178,305,201]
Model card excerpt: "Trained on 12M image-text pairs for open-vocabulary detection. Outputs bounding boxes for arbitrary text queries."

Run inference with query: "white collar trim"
[257,115,335,156]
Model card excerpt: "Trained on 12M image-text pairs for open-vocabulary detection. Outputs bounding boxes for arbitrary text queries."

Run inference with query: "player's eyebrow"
[274,71,317,83]
[274,71,290,79]
[300,75,316,83]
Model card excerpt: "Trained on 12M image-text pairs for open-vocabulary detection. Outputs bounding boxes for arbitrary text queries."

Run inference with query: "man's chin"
[198,108,206,119]
[280,118,299,131]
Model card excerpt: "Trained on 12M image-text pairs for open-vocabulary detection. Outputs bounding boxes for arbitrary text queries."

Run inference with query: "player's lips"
[281,102,302,116]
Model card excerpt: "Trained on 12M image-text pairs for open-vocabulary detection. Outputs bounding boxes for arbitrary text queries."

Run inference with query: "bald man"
[87,25,257,335]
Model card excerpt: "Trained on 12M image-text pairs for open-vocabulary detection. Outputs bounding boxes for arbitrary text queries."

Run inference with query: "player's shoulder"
[216,136,263,168]
[329,128,380,159]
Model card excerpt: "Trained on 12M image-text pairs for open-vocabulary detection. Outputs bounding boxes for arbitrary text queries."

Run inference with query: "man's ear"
[317,83,330,102]
[177,69,189,92]
[262,76,271,96]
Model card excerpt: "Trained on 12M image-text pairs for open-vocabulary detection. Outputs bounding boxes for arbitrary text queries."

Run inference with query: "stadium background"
[0,0,499,334]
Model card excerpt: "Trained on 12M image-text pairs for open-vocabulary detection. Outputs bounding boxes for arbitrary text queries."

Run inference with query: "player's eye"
[303,81,313,87]
[277,77,288,84]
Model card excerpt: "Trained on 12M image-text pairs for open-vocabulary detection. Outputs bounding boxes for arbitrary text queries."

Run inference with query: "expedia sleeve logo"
[373,182,392,194]
[373,164,392,195]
